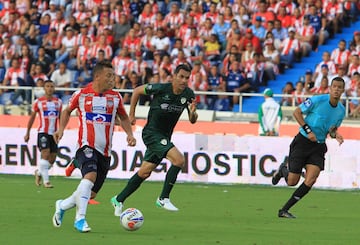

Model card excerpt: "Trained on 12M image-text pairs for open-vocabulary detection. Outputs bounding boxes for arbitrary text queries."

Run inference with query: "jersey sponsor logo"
[86,101,92,105]
[162,94,170,101]
[303,98,312,107]
[107,100,114,107]
[44,110,59,117]
[147,84,153,90]
[92,105,106,112]
[160,103,183,113]
[160,139,167,145]
[86,113,112,124]
[180,97,187,104]
[83,147,94,158]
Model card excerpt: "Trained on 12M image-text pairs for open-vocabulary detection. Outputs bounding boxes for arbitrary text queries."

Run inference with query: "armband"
[302,124,312,134]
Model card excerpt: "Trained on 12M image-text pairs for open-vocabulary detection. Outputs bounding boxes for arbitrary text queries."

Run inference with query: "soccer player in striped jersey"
[24,79,62,188]
[52,61,136,232]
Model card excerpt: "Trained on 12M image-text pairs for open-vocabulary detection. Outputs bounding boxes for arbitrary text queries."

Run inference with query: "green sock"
[72,158,79,168]
[160,165,182,199]
[116,173,144,203]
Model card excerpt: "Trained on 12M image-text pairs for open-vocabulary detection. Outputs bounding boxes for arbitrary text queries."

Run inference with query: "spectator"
[301,68,315,94]
[204,34,221,66]
[292,81,306,105]
[225,60,251,108]
[120,71,144,105]
[333,64,351,95]
[150,27,170,57]
[330,39,350,70]
[1,58,26,105]
[128,51,148,78]
[308,5,329,47]
[239,28,262,55]
[31,46,55,77]
[279,27,300,68]
[113,13,131,49]
[314,64,332,88]
[55,26,77,66]
[313,51,337,81]
[281,81,295,106]
[249,16,267,42]
[42,28,62,60]
[347,53,360,76]
[212,14,230,50]
[272,19,288,42]
[311,76,329,94]
[258,88,282,136]
[50,62,72,101]
[207,65,226,110]
[263,38,280,80]
[295,15,315,57]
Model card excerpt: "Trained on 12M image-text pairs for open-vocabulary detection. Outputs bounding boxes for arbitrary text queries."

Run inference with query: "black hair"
[174,64,191,74]
[93,60,113,76]
[331,76,345,87]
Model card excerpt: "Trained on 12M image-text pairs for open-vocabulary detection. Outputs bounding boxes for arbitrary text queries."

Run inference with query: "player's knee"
[137,169,151,179]
[172,157,185,168]
[304,177,317,187]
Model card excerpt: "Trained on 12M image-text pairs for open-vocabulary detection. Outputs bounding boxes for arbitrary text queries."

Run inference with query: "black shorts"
[288,133,327,174]
[142,131,174,165]
[75,146,111,193]
[37,133,58,153]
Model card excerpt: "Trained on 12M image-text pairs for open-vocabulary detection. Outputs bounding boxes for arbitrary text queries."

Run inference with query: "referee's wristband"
[302,124,312,134]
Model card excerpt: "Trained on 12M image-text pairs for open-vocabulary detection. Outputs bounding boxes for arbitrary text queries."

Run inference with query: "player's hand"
[335,133,344,145]
[53,130,63,144]
[129,114,136,126]
[127,135,136,147]
[307,132,317,142]
[24,134,29,143]
[188,99,197,113]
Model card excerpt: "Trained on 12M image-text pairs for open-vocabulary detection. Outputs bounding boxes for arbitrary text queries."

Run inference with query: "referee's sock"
[282,182,311,211]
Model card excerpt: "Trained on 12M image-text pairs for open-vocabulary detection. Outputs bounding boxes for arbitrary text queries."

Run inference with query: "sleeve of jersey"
[68,90,81,110]
[299,97,315,114]
[32,99,39,112]
[144,83,161,95]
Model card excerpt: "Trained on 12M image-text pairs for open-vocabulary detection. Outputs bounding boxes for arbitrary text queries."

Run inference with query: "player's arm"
[129,84,147,125]
[293,107,317,142]
[118,112,136,147]
[24,111,37,143]
[188,98,198,124]
[53,106,73,144]
[329,126,344,145]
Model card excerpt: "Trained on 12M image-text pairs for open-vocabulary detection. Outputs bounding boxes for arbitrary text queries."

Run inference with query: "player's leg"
[39,148,52,188]
[111,161,157,216]
[155,146,184,211]
[65,158,78,177]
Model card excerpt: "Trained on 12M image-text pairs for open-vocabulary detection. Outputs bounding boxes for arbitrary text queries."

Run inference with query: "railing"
[0,85,359,118]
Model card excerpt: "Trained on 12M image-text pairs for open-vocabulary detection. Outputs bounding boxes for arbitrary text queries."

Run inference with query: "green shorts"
[142,131,174,165]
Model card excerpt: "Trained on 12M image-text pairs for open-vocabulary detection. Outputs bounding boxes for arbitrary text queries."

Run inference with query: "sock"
[282,182,311,211]
[75,179,94,221]
[116,173,144,203]
[60,191,77,210]
[160,165,182,199]
[39,159,50,184]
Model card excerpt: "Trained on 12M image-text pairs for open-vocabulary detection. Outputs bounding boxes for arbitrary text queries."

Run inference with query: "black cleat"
[278,209,296,219]
[272,162,287,185]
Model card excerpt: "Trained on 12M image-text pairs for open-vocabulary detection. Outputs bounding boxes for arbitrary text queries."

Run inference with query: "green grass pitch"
[0,174,359,245]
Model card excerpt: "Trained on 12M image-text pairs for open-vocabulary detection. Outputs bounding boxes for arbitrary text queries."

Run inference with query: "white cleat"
[110,196,123,216]
[156,197,179,211]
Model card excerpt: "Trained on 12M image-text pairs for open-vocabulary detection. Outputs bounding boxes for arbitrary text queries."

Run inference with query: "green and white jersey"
[143,83,195,137]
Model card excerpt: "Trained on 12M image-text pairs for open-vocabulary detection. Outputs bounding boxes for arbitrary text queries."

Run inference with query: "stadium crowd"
[0,0,359,111]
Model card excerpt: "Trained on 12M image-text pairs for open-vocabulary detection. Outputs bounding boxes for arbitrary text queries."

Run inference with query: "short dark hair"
[331,76,345,87]
[93,60,113,76]
[174,64,191,74]
[44,79,54,85]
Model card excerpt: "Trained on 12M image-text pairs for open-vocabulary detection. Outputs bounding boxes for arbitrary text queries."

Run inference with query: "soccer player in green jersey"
[111,64,198,213]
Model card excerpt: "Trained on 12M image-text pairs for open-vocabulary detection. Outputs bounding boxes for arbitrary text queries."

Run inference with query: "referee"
[272,76,346,218]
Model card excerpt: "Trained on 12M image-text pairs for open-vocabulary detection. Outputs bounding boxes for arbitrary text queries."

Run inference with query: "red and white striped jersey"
[315,60,337,75]
[331,48,350,66]
[77,45,92,62]
[128,60,148,75]
[49,19,67,35]
[184,36,204,52]
[112,55,132,76]
[138,12,155,27]
[4,67,25,85]
[348,63,360,76]
[68,84,127,157]
[73,11,91,22]
[91,44,113,59]
[280,37,300,55]
[164,12,184,29]
[33,96,62,135]
[7,19,21,34]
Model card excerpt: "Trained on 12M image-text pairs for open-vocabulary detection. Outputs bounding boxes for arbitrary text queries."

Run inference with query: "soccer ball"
[120,208,144,231]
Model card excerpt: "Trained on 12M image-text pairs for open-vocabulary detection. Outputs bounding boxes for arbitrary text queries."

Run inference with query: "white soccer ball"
[120,208,144,231]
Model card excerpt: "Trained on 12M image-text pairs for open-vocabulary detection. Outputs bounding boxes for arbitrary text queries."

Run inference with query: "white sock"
[75,179,94,221]
[39,159,50,184]
[59,190,77,210]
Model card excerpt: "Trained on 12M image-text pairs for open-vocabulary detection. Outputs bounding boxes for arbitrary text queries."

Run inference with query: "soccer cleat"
[88,199,100,205]
[44,182,54,188]
[278,209,296,219]
[65,160,76,177]
[52,200,65,227]
[111,196,123,216]
[34,169,41,186]
[272,161,287,185]
[74,219,91,233]
[156,197,179,211]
